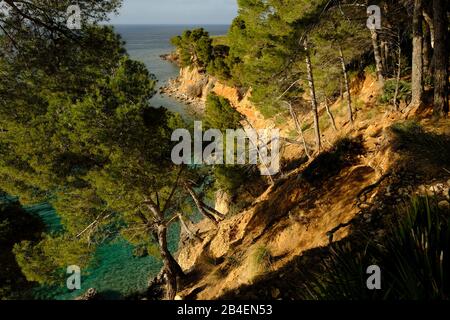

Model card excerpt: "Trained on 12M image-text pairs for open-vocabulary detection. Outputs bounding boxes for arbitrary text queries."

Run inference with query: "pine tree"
[0,0,202,300]
[432,0,449,117]
[409,0,424,109]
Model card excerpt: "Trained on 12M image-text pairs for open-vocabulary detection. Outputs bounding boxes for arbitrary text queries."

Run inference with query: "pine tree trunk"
[432,0,449,117]
[339,45,353,124]
[185,184,219,225]
[380,40,388,75]
[410,0,424,109]
[177,212,201,242]
[393,44,402,110]
[370,29,384,84]
[423,6,435,48]
[304,39,321,151]
[157,223,184,300]
[423,20,433,78]
[198,199,225,221]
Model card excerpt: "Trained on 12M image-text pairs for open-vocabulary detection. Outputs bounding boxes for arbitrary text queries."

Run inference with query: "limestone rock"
[215,190,231,216]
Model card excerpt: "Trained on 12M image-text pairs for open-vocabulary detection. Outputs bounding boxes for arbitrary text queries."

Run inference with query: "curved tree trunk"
[185,184,219,225]
[145,197,184,300]
[178,212,201,242]
[432,0,449,117]
[198,199,225,221]
[156,223,184,300]
[324,98,337,131]
[410,0,424,109]
[304,39,321,152]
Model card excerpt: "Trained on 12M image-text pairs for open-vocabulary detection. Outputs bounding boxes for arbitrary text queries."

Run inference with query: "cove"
[1,25,228,300]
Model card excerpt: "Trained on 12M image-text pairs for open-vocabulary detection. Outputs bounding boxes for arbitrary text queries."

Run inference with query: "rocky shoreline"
[159,53,206,115]
[159,78,205,112]
[159,52,180,66]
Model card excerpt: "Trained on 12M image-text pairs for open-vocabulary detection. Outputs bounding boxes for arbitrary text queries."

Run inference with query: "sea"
[116,24,229,118]
[27,24,230,300]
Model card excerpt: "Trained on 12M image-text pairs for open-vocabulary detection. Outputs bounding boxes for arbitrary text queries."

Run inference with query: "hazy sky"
[109,0,238,25]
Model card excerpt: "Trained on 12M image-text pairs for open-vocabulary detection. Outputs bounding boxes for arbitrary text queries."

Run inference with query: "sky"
[109,0,238,25]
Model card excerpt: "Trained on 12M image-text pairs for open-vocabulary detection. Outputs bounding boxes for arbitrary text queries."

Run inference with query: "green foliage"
[13,235,94,286]
[303,242,375,300]
[206,45,233,81]
[213,166,255,193]
[0,0,191,289]
[203,94,258,193]
[0,201,45,299]
[254,246,272,266]
[249,245,273,278]
[172,29,237,82]
[312,8,370,99]
[171,28,213,69]
[211,35,229,46]
[379,80,412,105]
[364,64,377,77]
[204,93,242,130]
[303,196,450,300]
[224,1,339,114]
[147,243,162,260]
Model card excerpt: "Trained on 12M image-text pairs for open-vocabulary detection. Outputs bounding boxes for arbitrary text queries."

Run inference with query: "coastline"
[159,54,207,116]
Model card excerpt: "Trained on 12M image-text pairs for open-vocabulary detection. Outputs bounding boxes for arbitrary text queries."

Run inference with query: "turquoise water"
[11,199,179,300]
[9,25,229,300]
[32,227,179,300]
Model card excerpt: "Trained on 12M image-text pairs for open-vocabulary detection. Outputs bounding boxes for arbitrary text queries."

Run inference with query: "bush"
[204,93,242,130]
[213,165,259,194]
[206,44,234,81]
[171,28,213,69]
[379,79,412,105]
[0,201,45,299]
[302,196,450,300]
[207,56,232,81]
[249,245,273,279]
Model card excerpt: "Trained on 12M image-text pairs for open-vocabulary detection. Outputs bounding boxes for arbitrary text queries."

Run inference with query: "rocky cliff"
[163,65,450,301]
[162,66,276,130]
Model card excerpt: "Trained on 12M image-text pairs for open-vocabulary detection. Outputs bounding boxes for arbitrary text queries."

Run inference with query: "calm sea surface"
[115,24,229,118]
[29,25,229,300]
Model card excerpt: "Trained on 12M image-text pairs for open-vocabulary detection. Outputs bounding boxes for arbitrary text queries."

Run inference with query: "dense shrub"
[0,200,45,299]
[171,28,213,69]
[204,93,242,130]
[379,79,412,105]
[302,196,450,300]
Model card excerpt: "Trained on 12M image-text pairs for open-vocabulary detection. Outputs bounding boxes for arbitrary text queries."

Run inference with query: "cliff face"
[164,66,276,131]
[170,66,450,300]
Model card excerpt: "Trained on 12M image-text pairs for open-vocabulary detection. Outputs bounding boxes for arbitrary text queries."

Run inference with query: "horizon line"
[107,23,231,26]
